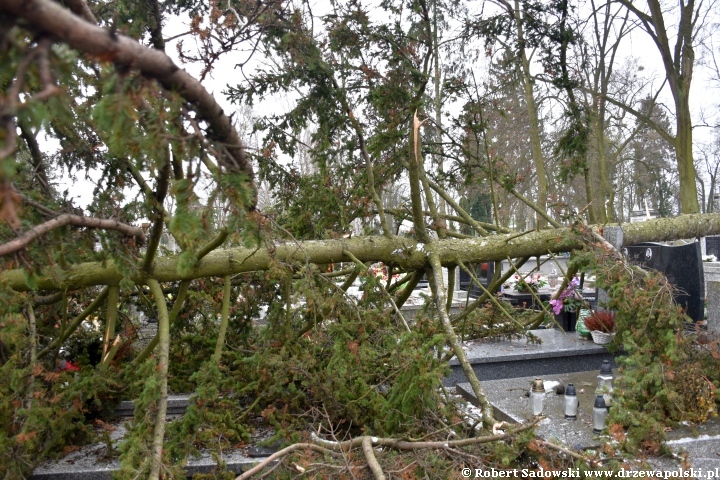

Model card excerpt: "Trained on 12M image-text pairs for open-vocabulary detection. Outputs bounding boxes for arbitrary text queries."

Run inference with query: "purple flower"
[550,277,581,313]
[549,299,563,315]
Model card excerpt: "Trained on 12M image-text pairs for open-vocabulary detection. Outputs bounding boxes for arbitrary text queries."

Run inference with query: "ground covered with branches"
[2,236,720,478]
[2,0,720,478]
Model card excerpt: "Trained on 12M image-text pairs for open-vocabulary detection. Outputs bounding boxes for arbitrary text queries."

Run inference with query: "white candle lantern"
[564,383,578,420]
[592,394,608,433]
[530,378,546,416]
[597,360,614,407]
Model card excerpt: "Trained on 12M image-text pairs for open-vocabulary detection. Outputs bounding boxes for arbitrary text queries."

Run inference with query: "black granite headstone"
[554,309,577,332]
[459,262,496,298]
[706,236,720,258]
[622,241,704,322]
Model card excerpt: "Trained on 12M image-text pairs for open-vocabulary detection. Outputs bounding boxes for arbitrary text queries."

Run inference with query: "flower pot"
[576,309,592,337]
[554,309,577,332]
[591,330,615,345]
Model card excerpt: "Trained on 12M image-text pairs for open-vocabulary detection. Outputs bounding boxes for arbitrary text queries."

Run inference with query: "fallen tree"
[1,0,719,477]
[4,212,720,292]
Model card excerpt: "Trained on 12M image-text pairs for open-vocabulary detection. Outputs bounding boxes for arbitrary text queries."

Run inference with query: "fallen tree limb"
[0,214,146,257]
[0,0,255,202]
[3,213,720,292]
[147,279,170,480]
[237,418,540,479]
[535,439,597,465]
[362,436,386,480]
[428,252,496,427]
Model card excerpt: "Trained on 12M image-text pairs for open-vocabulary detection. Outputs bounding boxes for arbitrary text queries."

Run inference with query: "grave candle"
[592,394,608,433]
[530,378,546,416]
[564,383,578,420]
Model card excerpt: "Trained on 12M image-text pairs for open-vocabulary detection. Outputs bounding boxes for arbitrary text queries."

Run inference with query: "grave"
[623,241,705,322]
[704,262,720,335]
[31,398,275,479]
[443,329,616,386]
[501,290,551,310]
[459,262,497,298]
[457,371,720,471]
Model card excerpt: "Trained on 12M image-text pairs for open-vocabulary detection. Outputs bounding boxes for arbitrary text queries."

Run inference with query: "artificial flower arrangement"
[549,276,582,314]
[512,273,547,293]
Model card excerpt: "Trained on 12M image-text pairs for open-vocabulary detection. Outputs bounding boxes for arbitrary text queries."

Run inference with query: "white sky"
[55,0,720,211]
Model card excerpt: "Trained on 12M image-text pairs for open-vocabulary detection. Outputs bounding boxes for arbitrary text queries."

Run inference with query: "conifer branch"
[212,275,232,363]
[102,285,119,359]
[1,0,257,205]
[142,145,172,273]
[133,228,229,364]
[0,214,146,257]
[19,123,52,199]
[427,179,490,236]
[450,257,527,327]
[60,0,96,23]
[5,213,720,292]
[427,252,496,427]
[37,287,110,359]
[146,279,170,480]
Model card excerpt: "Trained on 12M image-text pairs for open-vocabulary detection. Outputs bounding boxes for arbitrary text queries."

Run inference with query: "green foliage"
[574,244,719,452]
[166,361,250,464]
[0,308,122,479]
[115,358,183,480]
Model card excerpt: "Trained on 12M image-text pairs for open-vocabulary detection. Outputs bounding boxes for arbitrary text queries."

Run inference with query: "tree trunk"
[515,0,547,228]
[675,97,699,213]
[6,213,720,292]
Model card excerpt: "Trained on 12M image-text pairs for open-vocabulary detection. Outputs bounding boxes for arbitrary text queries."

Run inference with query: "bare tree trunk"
[515,0,548,228]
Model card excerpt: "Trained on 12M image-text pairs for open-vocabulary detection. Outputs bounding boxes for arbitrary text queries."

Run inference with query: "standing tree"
[613,0,711,213]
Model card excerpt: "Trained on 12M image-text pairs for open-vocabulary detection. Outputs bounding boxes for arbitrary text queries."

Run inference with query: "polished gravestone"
[459,262,497,298]
[623,241,705,321]
[443,329,616,386]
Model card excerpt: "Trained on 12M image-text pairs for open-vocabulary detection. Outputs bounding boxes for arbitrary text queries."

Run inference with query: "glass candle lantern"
[564,383,578,420]
[597,360,614,407]
[592,394,608,433]
[548,269,558,288]
[530,378,546,416]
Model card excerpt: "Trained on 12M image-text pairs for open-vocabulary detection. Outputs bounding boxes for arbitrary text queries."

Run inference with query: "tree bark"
[515,0,548,228]
[0,214,146,257]
[6,213,720,292]
[147,279,169,480]
[616,0,700,214]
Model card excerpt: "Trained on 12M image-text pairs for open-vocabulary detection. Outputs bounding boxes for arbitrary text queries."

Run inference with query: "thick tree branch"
[0,213,146,257]
[362,436,386,480]
[142,145,171,272]
[1,0,256,205]
[237,419,540,480]
[428,252,496,427]
[4,213,720,291]
[133,228,229,363]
